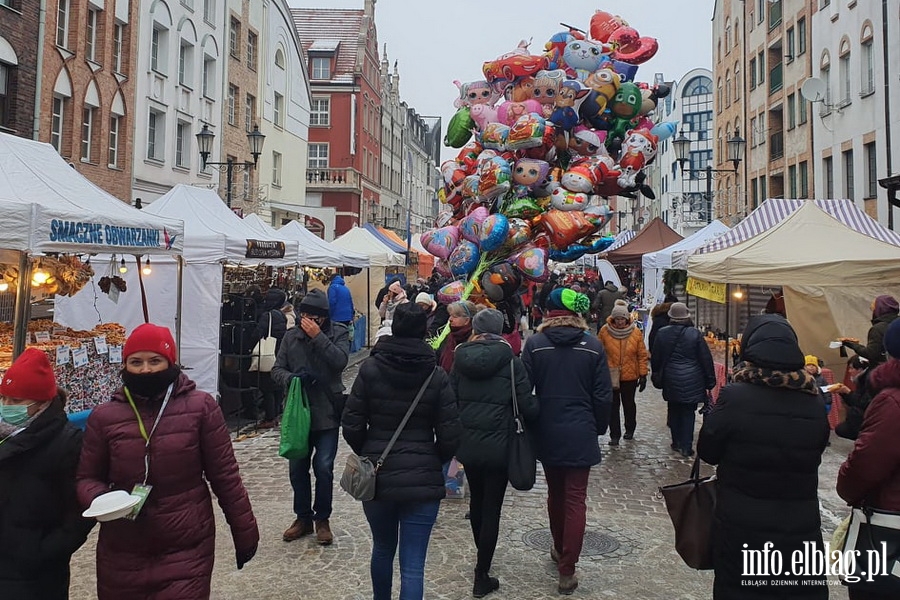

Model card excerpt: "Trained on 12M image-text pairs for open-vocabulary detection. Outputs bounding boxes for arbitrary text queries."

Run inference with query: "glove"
[698,400,712,416]
[638,375,647,393]
[236,544,257,570]
[293,368,318,385]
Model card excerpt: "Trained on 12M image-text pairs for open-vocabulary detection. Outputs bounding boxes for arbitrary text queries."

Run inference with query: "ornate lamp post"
[673,129,746,223]
[196,124,266,209]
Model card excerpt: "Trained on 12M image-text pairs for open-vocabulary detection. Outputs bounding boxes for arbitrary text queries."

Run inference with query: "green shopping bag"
[279,378,311,460]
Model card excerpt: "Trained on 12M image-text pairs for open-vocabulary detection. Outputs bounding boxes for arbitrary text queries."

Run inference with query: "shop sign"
[49,219,178,250]
[245,239,286,259]
[686,277,726,304]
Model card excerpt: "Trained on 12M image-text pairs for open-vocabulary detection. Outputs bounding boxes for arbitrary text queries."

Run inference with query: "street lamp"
[196,123,266,208]
[673,129,746,223]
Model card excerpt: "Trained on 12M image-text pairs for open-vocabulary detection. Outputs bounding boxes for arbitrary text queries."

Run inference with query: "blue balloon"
[478,213,510,252]
[611,60,639,82]
[449,239,480,277]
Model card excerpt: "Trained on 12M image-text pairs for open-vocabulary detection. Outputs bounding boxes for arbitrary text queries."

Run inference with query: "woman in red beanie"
[0,347,94,599]
[76,323,259,600]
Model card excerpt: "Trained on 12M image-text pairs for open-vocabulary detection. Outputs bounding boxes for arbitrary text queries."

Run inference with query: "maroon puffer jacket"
[837,359,900,510]
[76,372,258,600]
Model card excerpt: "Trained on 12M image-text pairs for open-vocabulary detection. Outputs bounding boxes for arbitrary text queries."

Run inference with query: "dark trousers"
[544,466,590,577]
[608,379,638,440]
[466,466,508,575]
[257,372,282,421]
[363,499,440,600]
[668,402,697,452]
[289,427,339,521]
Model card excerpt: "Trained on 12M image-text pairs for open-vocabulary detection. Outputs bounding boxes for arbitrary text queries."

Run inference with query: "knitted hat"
[874,295,900,318]
[473,308,504,335]
[885,318,900,359]
[391,302,428,339]
[124,323,178,364]
[610,299,630,319]
[547,287,590,314]
[415,292,436,311]
[668,302,690,320]
[0,347,57,402]
[298,289,330,318]
[804,355,820,367]
[740,314,805,370]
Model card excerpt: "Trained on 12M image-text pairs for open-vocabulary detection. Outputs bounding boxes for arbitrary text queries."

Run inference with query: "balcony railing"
[769,131,784,161]
[305,167,361,190]
[769,63,783,94]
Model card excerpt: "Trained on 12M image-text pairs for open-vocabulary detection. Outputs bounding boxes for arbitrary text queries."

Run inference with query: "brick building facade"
[0,0,41,139]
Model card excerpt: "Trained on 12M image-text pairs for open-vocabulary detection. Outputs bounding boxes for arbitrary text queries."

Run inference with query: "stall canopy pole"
[366,268,371,348]
[11,252,32,359]
[134,255,150,323]
[175,255,184,356]
[724,284,731,371]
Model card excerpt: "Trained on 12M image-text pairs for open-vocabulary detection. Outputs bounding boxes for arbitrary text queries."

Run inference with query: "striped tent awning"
[701,199,900,253]
[605,230,635,252]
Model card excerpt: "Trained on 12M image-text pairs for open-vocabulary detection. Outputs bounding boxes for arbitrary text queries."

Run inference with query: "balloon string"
[428,253,491,350]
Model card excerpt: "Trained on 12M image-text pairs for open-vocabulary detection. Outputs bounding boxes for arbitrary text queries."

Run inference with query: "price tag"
[109,285,120,304]
[52,326,67,335]
[26,331,33,344]
[94,336,108,355]
[72,346,89,368]
[109,345,123,364]
[35,331,51,343]
[56,345,71,366]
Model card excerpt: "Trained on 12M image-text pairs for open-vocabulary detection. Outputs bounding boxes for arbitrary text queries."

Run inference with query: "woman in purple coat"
[77,324,259,600]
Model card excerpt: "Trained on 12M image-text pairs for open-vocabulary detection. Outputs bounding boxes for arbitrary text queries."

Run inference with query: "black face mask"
[122,365,181,398]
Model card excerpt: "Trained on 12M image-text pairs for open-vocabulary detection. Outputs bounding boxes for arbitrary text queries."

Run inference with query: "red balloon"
[590,10,626,43]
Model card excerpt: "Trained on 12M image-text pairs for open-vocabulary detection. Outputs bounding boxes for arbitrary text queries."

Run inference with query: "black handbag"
[658,455,717,570]
[507,359,536,491]
[841,506,900,593]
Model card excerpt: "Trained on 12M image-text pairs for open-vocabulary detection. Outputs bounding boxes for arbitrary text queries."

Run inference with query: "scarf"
[604,320,635,339]
[732,363,819,395]
[439,323,472,371]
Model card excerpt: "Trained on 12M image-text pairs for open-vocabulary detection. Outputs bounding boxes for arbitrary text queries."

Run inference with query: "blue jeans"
[668,402,697,452]
[289,427,339,521]
[363,499,441,600]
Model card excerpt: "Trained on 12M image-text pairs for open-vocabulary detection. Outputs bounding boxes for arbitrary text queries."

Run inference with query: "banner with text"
[686,277,726,304]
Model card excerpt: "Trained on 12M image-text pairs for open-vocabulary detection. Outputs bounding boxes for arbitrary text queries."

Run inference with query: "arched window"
[838,38,850,104]
[734,19,740,47]
[734,62,741,100]
[725,70,731,105]
[860,23,874,94]
[725,18,731,50]
[275,48,285,69]
[820,51,832,107]
[717,78,723,112]
[682,76,712,95]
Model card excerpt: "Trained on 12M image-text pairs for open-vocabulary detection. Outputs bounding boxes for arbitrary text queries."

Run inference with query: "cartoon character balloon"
[449,239,480,277]
[420,226,460,260]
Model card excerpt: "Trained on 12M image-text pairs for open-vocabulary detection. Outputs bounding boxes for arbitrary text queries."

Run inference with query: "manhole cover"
[522,528,621,557]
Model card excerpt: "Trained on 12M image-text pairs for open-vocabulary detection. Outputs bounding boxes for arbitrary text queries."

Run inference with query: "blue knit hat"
[547,288,590,314]
[885,317,900,359]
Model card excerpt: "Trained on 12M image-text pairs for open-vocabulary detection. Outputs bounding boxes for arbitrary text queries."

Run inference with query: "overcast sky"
[290,1,716,161]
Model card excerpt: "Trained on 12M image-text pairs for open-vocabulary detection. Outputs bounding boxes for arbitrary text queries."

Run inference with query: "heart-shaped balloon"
[589,10,626,42]
[459,206,489,244]
[449,239,481,277]
[509,246,549,282]
[420,226,460,260]
[433,259,452,278]
[436,280,466,305]
[478,213,510,252]
[612,35,658,65]
[503,218,532,250]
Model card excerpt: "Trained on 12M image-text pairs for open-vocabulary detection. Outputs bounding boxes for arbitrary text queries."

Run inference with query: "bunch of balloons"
[421,9,678,344]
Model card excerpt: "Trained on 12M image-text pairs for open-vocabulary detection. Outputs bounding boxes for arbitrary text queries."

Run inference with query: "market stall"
[276,220,369,269]
[0,132,185,412]
[331,226,405,345]
[604,218,683,266]
[688,201,900,373]
[56,184,294,397]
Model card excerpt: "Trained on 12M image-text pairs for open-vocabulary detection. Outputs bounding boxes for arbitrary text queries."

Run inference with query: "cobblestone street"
[69,352,853,599]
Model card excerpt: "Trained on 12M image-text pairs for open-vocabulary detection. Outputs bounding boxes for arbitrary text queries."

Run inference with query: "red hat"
[124,323,177,364]
[0,347,57,402]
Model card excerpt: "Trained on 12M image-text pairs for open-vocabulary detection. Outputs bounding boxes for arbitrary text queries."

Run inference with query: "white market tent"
[331,226,405,345]
[687,200,900,371]
[277,220,369,268]
[641,220,730,307]
[56,185,296,396]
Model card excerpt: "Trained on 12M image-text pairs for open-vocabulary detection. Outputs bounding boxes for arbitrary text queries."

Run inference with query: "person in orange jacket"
[598,300,648,445]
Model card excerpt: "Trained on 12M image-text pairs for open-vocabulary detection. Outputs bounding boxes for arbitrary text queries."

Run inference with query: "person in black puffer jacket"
[698,314,830,600]
[650,302,716,457]
[522,287,612,595]
[0,349,94,600]
[342,303,461,600]
[251,288,288,426]
[452,309,538,598]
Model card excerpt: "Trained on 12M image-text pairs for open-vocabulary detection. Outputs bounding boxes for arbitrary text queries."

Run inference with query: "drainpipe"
[883,0,895,229]
[32,0,47,140]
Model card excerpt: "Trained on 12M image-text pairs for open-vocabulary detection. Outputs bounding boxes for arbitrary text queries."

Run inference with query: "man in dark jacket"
[0,349,94,599]
[699,315,829,599]
[592,281,625,334]
[840,294,899,368]
[522,287,612,595]
[272,289,350,546]
[651,302,715,457]
[327,274,355,326]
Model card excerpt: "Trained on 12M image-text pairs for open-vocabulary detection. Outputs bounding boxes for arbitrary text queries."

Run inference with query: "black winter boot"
[473,570,500,598]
